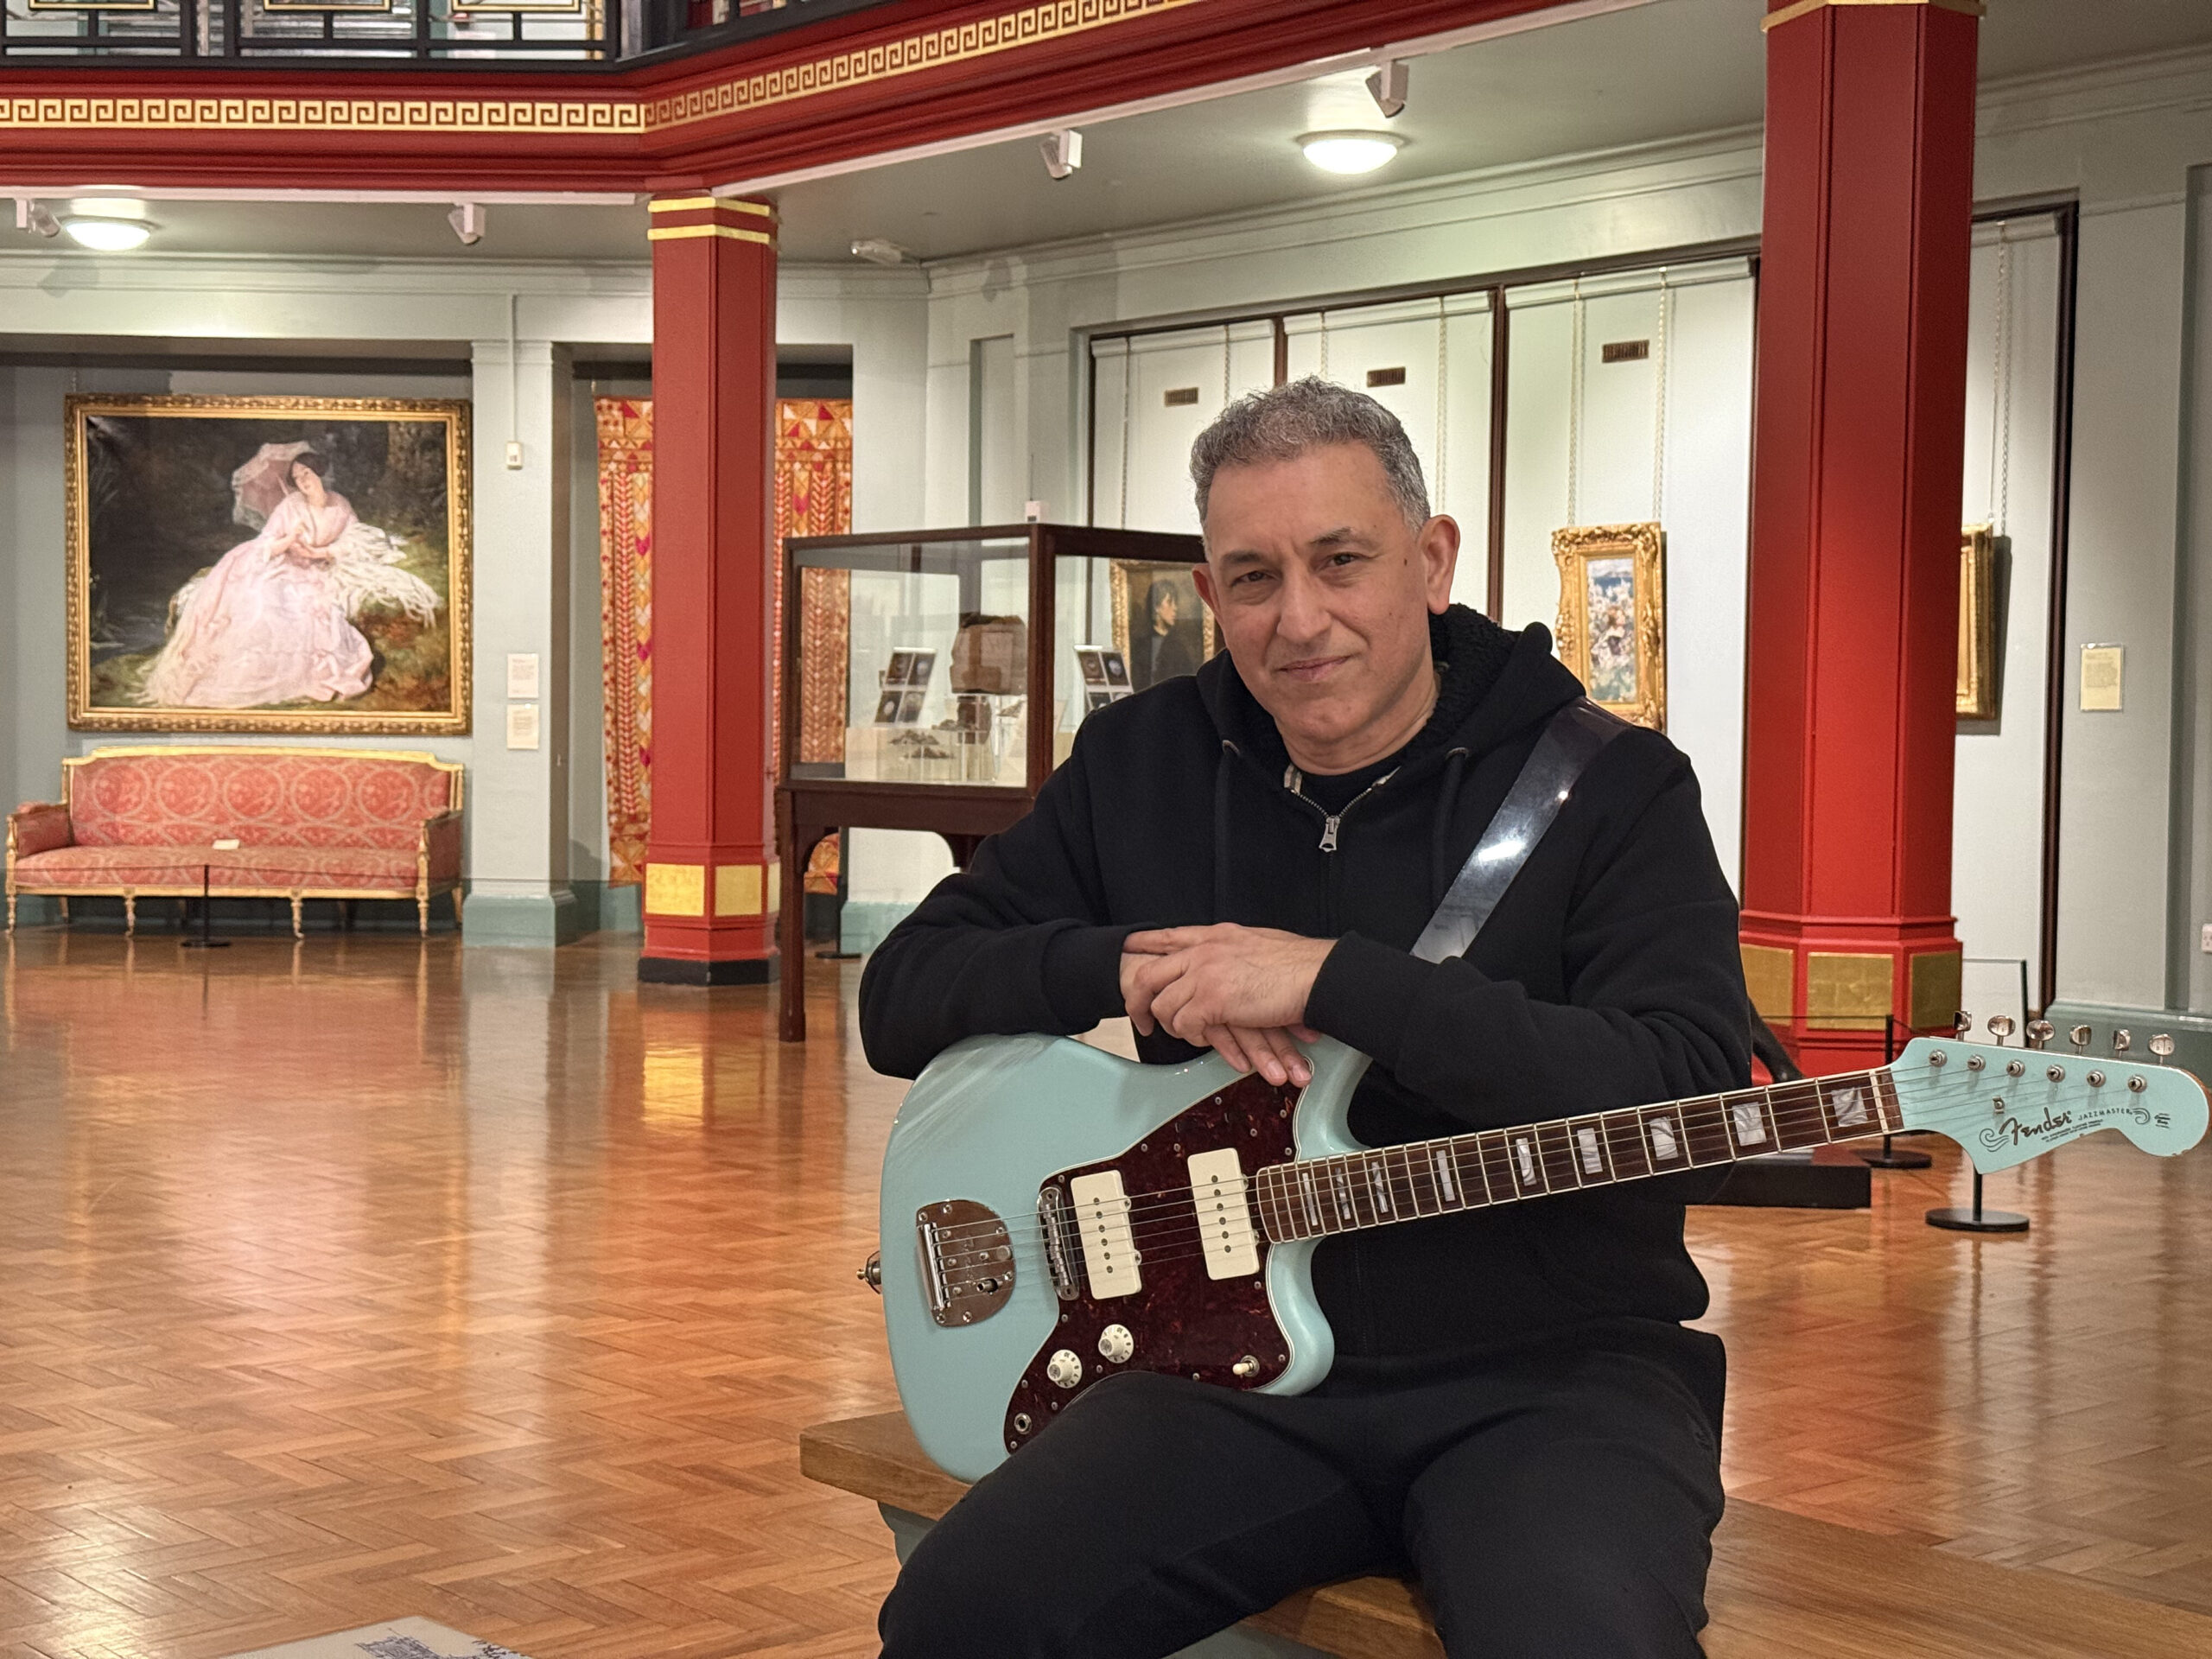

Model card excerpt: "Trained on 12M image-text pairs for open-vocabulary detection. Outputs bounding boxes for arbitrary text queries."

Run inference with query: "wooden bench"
[802,1410,2212,1658]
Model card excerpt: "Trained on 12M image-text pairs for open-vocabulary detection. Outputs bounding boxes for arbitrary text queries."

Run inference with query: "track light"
[1039,129,1084,181]
[850,237,914,265]
[448,202,486,245]
[1366,59,1409,119]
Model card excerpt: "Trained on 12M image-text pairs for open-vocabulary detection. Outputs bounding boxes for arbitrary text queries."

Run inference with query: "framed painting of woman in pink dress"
[66,395,472,734]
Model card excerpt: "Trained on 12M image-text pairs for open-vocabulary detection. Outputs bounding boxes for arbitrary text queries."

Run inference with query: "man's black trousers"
[879,1339,1725,1658]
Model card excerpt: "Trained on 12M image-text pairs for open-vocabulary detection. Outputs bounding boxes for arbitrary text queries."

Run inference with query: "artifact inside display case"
[781,524,1210,793]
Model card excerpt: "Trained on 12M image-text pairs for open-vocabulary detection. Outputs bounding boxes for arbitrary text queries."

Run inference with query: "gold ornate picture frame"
[1552,522,1666,731]
[1109,558,1217,692]
[67,394,472,735]
[1957,523,1999,720]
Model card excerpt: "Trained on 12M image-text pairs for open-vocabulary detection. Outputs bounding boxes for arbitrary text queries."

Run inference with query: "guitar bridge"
[915,1199,1014,1327]
[1038,1185,1080,1300]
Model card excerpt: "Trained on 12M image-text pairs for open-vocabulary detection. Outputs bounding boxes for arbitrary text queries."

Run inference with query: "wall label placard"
[2080,644,2124,712]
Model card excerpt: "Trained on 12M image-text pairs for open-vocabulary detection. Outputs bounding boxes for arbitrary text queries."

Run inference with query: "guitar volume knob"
[1046,1349,1084,1389]
[1097,1325,1135,1364]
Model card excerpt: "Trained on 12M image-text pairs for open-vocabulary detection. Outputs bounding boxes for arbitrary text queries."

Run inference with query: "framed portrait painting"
[67,394,472,734]
[1957,524,1999,720]
[1552,522,1666,731]
[1109,560,1218,693]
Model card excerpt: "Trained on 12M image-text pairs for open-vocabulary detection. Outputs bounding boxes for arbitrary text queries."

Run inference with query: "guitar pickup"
[1187,1147,1260,1281]
[1068,1171,1142,1299]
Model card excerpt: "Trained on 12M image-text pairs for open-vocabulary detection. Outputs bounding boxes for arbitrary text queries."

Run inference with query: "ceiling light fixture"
[14,199,60,238]
[1365,59,1410,119]
[850,237,915,265]
[1298,130,1406,176]
[1039,128,1084,181]
[59,215,154,251]
[67,196,149,220]
[448,202,486,245]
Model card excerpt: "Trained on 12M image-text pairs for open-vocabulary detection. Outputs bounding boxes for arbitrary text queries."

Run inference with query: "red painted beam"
[0,0,1567,192]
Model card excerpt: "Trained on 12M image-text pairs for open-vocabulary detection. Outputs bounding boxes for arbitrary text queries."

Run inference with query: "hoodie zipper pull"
[1319,815,1340,854]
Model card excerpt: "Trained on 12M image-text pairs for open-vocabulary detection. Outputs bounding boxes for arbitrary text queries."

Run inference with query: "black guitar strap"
[1409,697,1630,965]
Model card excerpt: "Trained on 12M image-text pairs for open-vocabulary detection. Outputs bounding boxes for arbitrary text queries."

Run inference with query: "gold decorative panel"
[1741,944,1795,1022]
[645,862,704,917]
[1910,950,1964,1034]
[715,864,765,918]
[1805,951,1894,1027]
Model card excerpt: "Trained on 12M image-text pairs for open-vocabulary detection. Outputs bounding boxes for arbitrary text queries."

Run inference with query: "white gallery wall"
[922,45,2212,1014]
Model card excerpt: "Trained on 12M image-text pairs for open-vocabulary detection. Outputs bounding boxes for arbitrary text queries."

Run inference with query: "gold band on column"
[1762,0,1984,30]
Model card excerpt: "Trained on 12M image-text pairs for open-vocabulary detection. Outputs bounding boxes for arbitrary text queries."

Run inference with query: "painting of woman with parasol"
[67,396,472,734]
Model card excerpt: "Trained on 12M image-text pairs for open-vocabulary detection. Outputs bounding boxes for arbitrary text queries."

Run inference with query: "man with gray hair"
[863,377,1749,1655]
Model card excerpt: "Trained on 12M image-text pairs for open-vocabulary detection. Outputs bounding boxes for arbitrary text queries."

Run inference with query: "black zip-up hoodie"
[860,605,1751,1415]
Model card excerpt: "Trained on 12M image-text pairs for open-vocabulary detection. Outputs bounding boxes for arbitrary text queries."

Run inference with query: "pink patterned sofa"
[6,747,463,937]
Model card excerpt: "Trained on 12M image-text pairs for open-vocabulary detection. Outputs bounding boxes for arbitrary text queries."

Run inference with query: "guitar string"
[919,1069,2103,1250]
[931,1071,2152,1287]
[918,1067,2130,1249]
[917,1065,2088,1239]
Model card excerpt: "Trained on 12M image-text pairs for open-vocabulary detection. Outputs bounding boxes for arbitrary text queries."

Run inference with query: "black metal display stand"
[179,863,231,950]
[1925,1013,2033,1233]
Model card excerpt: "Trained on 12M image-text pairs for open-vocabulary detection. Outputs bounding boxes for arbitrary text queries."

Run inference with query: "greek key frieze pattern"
[0,0,1194,135]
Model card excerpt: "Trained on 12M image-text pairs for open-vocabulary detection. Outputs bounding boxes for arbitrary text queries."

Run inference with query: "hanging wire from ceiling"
[1991,231,2014,537]
[1434,294,1449,516]
[1651,272,1671,524]
[1566,278,1586,529]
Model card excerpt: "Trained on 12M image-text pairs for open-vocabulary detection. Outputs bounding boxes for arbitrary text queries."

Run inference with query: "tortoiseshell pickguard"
[1002,1071,1300,1457]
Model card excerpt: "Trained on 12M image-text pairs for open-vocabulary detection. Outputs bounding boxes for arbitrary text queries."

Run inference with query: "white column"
[464,336,577,945]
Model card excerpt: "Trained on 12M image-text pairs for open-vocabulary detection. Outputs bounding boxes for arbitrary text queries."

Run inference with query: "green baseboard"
[461,886,583,948]
[841,899,919,957]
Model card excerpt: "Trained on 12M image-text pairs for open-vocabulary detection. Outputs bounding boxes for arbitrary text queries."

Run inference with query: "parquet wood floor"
[2,931,2208,1656]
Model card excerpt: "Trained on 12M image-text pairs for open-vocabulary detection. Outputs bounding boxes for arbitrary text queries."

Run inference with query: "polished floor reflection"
[2,931,2208,1656]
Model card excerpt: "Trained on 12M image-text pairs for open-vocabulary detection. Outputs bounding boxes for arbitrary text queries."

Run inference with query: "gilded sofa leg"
[289,894,304,940]
[450,887,464,931]
[58,896,69,925]
[124,893,137,935]
[5,893,14,931]
[417,891,430,936]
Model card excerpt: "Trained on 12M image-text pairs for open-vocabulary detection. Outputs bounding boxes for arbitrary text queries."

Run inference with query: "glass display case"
[776,522,1207,1038]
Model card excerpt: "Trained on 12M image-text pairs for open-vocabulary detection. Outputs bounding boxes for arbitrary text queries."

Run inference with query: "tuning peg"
[1986,1014,2015,1045]
[2113,1029,2133,1055]
[2069,1024,2091,1053]
[1954,1011,1974,1039]
[2027,1019,2054,1051]
[2151,1033,2175,1065]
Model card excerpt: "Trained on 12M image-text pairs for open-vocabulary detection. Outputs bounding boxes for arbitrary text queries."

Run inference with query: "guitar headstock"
[1891,1017,2208,1173]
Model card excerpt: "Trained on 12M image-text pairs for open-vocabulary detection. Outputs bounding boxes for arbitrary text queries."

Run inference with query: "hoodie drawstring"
[1213,741,1236,923]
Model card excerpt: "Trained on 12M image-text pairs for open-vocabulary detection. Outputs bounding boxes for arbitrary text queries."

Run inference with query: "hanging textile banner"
[595,395,853,889]
[595,397,654,887]
[774,397,855,773]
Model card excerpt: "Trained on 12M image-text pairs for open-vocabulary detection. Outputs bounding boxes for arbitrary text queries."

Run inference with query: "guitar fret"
[1818,1072,1883,1140]
[1681,1097,1735,1166]
[1640,1101,1689,1171]
[1391,1145,1434,1219]
[1604,1109,1653,1181]
[1772,1080,1829,1150]
[1455,1137,1495,1208]
[1534,1121,1582,1191]
[1358,1151,1395,1224]
[1872,1069,1904,1134]
[1498,1127,1547,1196]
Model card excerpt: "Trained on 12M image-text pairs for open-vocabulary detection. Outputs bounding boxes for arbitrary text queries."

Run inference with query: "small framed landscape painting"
[67,394,472,734]
[1552,521,1666,731]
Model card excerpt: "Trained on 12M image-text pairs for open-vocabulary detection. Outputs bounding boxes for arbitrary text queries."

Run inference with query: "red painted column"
[1739,0,1979,1071]
[639,194,780,985]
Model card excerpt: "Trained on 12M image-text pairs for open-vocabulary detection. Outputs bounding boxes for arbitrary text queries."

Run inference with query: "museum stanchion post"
[180,862,231,950]
[1737,0,1980,1074]
[638,194,781,987]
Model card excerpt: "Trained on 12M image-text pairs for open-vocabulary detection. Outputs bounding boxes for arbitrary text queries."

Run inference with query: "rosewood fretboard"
[1251,1069,1901,1243]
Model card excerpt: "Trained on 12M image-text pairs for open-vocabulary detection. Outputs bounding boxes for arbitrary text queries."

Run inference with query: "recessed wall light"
[1298,130,1406,176]
[850,237,914,265]
[60,216,153,251]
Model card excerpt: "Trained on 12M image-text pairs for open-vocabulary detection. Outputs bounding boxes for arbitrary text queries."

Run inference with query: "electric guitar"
[872,1020,2207,1482]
